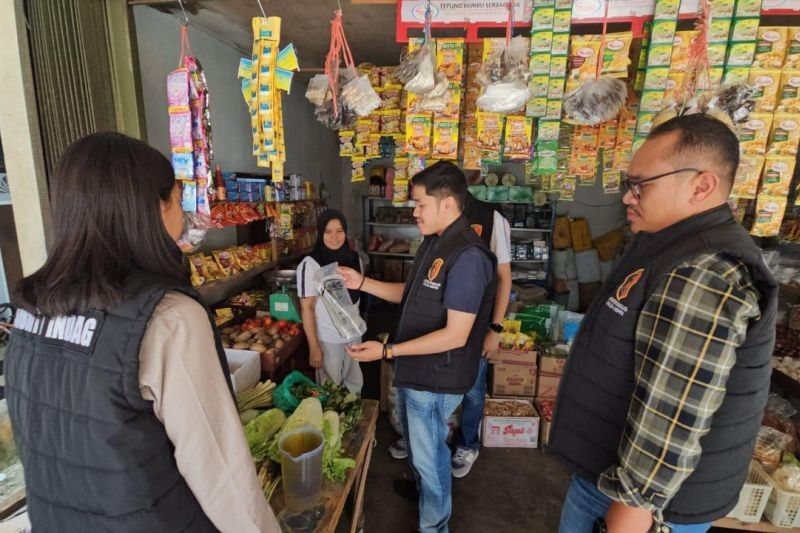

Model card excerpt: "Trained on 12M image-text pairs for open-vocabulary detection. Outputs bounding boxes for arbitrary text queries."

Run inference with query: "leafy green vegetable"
[244,408,286,461]
[322,411,355,482]
[267,397,324,464]
[320,380,363,435]
[239,409,261,425]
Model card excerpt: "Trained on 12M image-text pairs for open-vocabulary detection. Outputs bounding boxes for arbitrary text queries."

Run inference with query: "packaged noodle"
[530,75,550,98]
[641,90,665,112]
[188,254,208,286]
[777,72,800,112]
[768,114,800,156]
[381,84,402,109]
[503,116,534,160]
[432,118,459,160]
[707,18,732,43]
[711,0,736,17]
[654,0,680,19]
[663,72,685,105]
[707,43,729,66]
[601,32,633,78]
[530,53,551,75]
[381,109,401,135]
[365,134,381,159]
[750,195,788,237]
[738,113,774,154]
[599,120,619,150]
[733,0,760,17]
[232,246,255,272]
[339,130,356,156]
[367,113,381,133]
[760,154,796,196]
[726,41,757,66]
[754,27,789,69]
[647,43,674,67]
[731,153,765,198]
[730,17,760,42]
[749,69,782,111]
[568,36,602,85]
[405,113,432,155]
[651,20,678,44]
[785,28,800,70]
[436,38,465,82]
[551,33,570,56]
[476,111,505,152]
[351,157,366,182]
[213,250,239,277]
[643,67,670,91]
[441,87,462,118]
[462,142,482,170]
[531,31,554,54]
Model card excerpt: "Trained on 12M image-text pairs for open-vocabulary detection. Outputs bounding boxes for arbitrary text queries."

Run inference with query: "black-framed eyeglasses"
[621,168,703,199]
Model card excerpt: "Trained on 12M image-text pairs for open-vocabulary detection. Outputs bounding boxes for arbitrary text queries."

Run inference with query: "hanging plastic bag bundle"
[564,2,627,125]
[394,4,437,95]
[312,263,367,340]
[475,6,532,113]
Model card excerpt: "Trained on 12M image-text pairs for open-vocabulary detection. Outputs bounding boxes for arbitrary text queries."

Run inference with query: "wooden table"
[270,400,379,533]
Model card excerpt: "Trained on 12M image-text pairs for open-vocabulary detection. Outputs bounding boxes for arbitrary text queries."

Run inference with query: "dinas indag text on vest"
[14,308,100,348]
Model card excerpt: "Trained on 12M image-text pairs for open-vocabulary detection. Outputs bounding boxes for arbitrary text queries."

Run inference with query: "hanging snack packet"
[366,134,381,159]
[204,255,225,280]
[731,154,765,198]
[601,32,633,78]
[355,118,372,148]
[670,31,698,71]
[463,142,482,170]
[750,195,788,237]
[351,157,366,183]
[566,36,602,92]
[213,250,240,277]
[777,72,800,112]
[760,154,796,196]
[188,254,208,286]
[432,118,459,160]
[169,112,193,153]
[339,130,357,156]
[382,84,402,109]
[405,113,432,155]
[785,29,800,70]
[381,109,402,135]
[768,114,800,156]
[476,111,505,154]
[754,27,789,69]
[738,113,774,154]
[436,38,465,82]
[749,69,782,112]
[503,116,534,160]
[393,178,409,204]
[313,263,367,339]
[441,87,462,119]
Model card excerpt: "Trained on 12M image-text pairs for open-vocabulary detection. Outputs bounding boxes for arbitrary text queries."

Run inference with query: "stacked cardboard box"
[491,349,538,397]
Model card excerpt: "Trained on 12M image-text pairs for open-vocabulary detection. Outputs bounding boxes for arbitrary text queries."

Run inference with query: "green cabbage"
[244,408,286,461]
[322,410,355,482]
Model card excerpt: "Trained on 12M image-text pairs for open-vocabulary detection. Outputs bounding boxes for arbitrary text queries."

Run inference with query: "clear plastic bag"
[476,81,533,113]
[564,78,628,125]
[312,263,367,340]
[755,425,794,467]
[418,73,450,112]
[305,74,330,107]
[177,212,213,254]
[404,46,436,94]
[341,75,381,117]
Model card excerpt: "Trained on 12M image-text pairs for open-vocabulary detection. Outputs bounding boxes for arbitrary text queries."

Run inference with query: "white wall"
[133,6,346,219]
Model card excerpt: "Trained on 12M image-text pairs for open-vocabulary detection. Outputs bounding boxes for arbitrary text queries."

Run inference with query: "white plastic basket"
[726,461,773,523]
[751,460,800,528]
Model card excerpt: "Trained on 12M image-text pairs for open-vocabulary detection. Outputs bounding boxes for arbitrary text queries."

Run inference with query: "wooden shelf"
[510,227,552,233]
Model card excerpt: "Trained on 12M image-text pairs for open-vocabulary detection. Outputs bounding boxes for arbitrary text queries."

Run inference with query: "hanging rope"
[255,0,266,18]
[424,0,433,45]
[324,10,357,117]
[178,24,193,67]
[177,0,189,26]
[595,0,611,80]
[506,1,514,45]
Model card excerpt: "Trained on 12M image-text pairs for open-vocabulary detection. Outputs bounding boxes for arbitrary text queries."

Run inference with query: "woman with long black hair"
[296,209,364,393]
[6,133,279,532]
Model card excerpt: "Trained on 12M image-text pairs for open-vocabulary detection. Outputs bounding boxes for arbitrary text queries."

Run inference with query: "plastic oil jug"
[278,426,324,511]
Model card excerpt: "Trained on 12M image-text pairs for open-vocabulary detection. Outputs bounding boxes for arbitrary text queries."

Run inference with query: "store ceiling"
[134,0,405,77]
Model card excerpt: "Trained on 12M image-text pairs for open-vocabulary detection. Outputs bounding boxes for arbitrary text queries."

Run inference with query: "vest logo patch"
[427,258,445,281]
[616,268,645,301]
[13,308,104,352]
[471,224,483,237]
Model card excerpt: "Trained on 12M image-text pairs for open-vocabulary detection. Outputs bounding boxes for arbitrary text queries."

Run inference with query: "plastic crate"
[751,460,800,528]
[726,461,773,523]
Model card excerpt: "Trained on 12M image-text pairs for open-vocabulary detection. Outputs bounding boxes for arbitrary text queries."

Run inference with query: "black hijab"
[310,209,362,302]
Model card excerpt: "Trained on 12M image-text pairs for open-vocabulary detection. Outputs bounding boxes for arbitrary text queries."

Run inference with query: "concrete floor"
[361,414,570,533]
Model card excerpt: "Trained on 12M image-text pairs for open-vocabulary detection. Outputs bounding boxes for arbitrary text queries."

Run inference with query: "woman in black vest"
[6,133,279,532]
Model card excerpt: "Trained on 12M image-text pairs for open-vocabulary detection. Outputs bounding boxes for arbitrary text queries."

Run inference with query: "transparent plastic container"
[279,427,324,511]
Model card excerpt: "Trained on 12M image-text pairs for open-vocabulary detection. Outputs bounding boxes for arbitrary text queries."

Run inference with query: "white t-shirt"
[297,256,362,343]
[490,211,512,265]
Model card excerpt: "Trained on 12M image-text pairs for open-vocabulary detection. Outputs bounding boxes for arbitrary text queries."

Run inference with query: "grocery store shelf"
[510,227,552,233]
[368,251,415,258]
[196,261,276,306]
[366,197,415,207]
[366,222,417,228]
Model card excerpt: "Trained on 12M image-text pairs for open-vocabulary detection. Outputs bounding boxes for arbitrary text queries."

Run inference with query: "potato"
[251,326,265,334]
[222,327,236,335]
[274,339,286,350]
[250,343,267,354]
[235,331,254,342]
[281,333,293,343]
[233,342,249,350]
[267,325,280,336]
[259,335,273,346]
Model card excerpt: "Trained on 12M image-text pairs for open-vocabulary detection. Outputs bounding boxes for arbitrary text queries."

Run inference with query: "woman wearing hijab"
[296,209,364,393]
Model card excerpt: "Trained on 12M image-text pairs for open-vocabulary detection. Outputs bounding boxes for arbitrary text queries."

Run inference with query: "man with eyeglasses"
[549,114,777,533]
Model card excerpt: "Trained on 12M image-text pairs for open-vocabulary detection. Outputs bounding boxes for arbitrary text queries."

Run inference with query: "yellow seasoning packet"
[670,31,699,71]
[568,36,602,83]
[601,32,633,78]
[339,130,357,156]
[731,153,765,199]
[749,69,782,112]
[436,38,465,82]
[768,114,800,156]
[753,27,789,69]
[381,109,402,135]
[663,72,685,104]
[647,43,675,67]
[738,113,774,155]
[462,142,482,170]
[476,111,505,152]
[350,157,367,183]
[726,42,757,66]
[643,67,671,91]
[730,17,760,42]
[654,0,680,19]
[405,114,432,155]
[784,28,800,70]
[365,134,381,159]
[750,195,788,237]
[432,117,460,160]
[355,118,372,148]
[760,154,797,196]
[503,116,534,160]
[777,72,800,112]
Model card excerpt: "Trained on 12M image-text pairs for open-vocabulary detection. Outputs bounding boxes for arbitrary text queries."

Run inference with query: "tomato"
[262,317,274,328]
[276,320,289,330]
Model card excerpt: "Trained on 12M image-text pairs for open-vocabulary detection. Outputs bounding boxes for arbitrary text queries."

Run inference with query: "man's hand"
[605,502,653,533]
[482,330,501,358]
[345,341,384,362]
[309,345,323,369]
[338,266,364,290]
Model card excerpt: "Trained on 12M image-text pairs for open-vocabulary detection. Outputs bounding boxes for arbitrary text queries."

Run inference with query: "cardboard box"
[593,228,625,261]
[536,374,562,399]
[535,398,556,446]
[482,398,540,448]
[491,349,538,397]
[569,218,593,252]
[553,216,571,249]
[225,349,261,394]
[539,353,567,375]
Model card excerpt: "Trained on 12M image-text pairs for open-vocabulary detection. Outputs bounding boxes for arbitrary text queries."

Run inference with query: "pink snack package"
[167,68,190,110]
[169,112,193,152]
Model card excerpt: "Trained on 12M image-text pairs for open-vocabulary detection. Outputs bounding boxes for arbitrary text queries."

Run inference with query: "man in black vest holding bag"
[550,114,777,533]
[343,162,496,533]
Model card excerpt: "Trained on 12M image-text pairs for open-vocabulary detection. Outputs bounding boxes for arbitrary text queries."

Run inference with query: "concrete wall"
[133,6,348,244]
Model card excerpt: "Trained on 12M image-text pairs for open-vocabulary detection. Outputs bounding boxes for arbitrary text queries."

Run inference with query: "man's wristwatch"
[383,343,395,360]
[489,322,503,333]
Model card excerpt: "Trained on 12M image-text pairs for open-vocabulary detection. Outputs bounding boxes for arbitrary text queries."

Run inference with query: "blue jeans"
[559,475,712,533]
[455,357,488,450]
[396,387,464,533]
